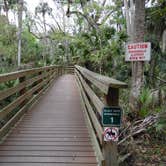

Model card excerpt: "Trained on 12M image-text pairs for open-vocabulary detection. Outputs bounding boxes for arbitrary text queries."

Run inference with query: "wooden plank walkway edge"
[75,74,104,166]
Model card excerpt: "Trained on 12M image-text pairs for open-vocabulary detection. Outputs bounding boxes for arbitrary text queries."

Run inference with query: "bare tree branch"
[50,14,63,32]
[69,10,98,29]
[118,114,159,145]
[102,0,107,6]
[100,10,114,25]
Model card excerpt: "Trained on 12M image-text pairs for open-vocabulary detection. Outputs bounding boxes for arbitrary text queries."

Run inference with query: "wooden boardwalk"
[0,75,97,166]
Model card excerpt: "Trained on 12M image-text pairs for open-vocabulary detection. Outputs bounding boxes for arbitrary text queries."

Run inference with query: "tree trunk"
[17,0,23,67]
[129,0,145,113]
[162,30,166,52]
[43,14,47,66]
[124,0,135,41]
[3,0,9,23]
[124,0,131,40]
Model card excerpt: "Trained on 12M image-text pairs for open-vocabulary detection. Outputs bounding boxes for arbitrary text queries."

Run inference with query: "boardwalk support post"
[19,75,26,95]
[36,71,43,93]
[58,66,62,76]
[103,87,119,166]
[19,75,27,106]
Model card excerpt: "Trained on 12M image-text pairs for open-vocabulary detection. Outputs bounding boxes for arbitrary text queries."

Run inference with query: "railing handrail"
[0,65,74,140]
[75,65,127,94]
[0,65,60,83]
[75,65,128,166]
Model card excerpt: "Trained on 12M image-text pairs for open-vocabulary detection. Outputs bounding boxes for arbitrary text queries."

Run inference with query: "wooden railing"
[63,66,75,74]
[0,64,127,165]
[75,65,127,166]
[0,65,74,140]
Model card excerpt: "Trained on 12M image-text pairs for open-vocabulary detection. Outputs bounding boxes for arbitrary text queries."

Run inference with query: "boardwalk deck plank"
[0,164,97,166]
[0,75,97,165]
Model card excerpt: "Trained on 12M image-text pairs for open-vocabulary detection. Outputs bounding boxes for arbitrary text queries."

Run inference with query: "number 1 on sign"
[111,117,114,123]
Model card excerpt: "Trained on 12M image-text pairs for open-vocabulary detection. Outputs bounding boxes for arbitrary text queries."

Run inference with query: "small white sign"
[125,42,151,61]
[103,127,119,142]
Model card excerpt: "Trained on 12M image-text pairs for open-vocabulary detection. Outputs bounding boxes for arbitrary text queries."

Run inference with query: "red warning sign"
[125,42,151,61]
[103,127,119,142]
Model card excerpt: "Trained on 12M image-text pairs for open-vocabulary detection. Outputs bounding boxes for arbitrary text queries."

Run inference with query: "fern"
[139,88,153,117]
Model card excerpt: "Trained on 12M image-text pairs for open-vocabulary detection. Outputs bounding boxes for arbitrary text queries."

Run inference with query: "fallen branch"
[118,153,132,164]
[118,114,159,145]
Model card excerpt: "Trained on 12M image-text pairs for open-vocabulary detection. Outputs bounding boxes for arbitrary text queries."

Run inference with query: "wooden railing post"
[105,87,119,106]
[19,75,27,107]
[19,76,26,95]
[37,71,43,93]
[52,67,56,79]
[103,87,119,166]
[58,66,62,76]
[47,68,51,84]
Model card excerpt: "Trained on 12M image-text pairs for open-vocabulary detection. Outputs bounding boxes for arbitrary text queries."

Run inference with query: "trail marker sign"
[125,42,151,61]
[102,107,122,127]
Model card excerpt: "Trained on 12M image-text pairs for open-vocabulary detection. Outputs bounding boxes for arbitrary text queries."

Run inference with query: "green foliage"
[21,30,43,63]
[0,14,44,69]
[0,0,164,119]
[0,15,17,65]
[144,34,166,88]
[146,0,166,41]
[139,88,152,106]
[35,2,52,17]
[139,88,153,117]
[68,24,128,77]
[155,109,166,132]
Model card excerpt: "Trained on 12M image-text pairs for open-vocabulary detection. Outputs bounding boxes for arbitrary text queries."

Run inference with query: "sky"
[25,0,39,13]
[5,0,153,33]
[9,0,47,24]
[25,0,55,14]
[25,0,60,30]
[7,0,70,32]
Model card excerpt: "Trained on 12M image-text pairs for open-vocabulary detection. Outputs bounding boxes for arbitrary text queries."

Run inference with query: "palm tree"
[0,0,4,15]
[3,0,17,22]
[35,2,52,34]
[35,2,52,65]
[17,0,23,67]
